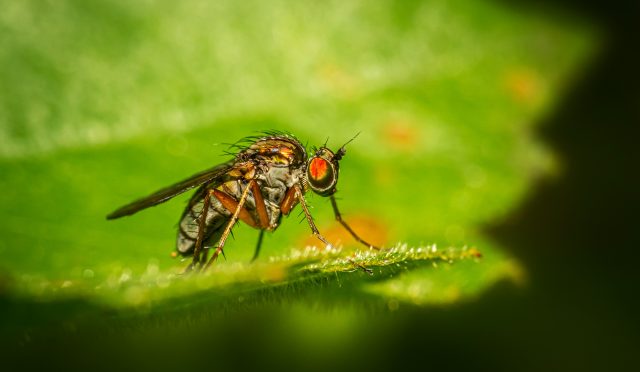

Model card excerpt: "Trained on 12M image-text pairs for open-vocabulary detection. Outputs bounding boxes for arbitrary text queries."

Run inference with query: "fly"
[107,132,379,272]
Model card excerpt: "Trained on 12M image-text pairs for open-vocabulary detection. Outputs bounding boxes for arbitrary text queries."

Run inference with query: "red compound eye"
[307,156,337,196]
[309,157,329,181]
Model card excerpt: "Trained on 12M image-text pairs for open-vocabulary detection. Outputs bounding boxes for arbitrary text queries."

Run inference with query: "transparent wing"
[106,162,237,219]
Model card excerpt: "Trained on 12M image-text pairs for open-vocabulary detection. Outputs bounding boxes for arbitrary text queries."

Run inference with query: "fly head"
[306,133,359,196]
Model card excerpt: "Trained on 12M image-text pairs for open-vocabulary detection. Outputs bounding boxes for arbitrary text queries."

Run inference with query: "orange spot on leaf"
[505,68,542,105]
[300,215,388,249]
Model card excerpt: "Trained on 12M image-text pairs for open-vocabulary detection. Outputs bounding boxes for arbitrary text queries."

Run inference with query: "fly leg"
[184,189,212,273]
[249,179,269,262]
[330,195,380,250]
[295,184,333,249]
[250,178,270,228]
[298,187,371,274]
[203,179,254,271]
[200,246,210,267]
[251,230,265,262]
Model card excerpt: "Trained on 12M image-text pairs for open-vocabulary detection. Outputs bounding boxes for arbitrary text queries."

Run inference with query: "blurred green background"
[3,0,635,370]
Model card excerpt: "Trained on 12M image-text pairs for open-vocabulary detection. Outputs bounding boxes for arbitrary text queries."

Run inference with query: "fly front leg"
[203,179,255,271]
[294,184,333,249]
[297,186,374,274]
[330,195,380,250]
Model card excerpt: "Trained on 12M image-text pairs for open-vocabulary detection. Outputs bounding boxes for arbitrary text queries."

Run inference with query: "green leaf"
[0,0,595,325]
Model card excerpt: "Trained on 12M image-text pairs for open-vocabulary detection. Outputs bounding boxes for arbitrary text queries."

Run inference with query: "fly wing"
[106,162,237,219]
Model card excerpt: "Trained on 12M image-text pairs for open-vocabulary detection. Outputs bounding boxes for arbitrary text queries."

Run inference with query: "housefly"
[107,132,379,272]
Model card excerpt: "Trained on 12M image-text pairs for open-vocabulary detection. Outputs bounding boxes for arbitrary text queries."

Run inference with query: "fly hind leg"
[203,179,256,271]
[183,189,212,273]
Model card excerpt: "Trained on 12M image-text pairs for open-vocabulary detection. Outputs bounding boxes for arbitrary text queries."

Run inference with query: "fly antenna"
[342,132,360,148]
[334,132,360,161]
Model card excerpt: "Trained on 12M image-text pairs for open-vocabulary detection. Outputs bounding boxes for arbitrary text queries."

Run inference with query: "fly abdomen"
[175,174,289,256]
[176,185,232,256]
